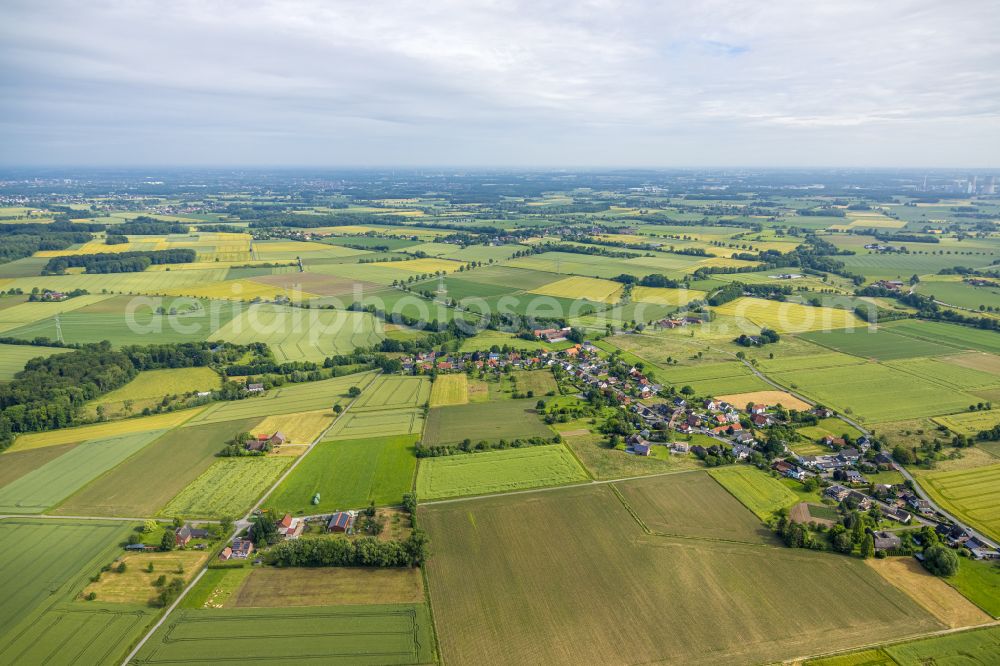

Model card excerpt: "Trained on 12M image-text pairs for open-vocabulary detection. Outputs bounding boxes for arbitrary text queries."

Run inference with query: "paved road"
[120,370,382,665]
[731,354,1000,551]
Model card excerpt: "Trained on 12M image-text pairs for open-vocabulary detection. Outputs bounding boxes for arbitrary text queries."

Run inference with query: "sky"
[1,0,999,167]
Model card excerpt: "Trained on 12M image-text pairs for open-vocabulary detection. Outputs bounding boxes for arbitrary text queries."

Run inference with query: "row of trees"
[42,249,196,274]
[267,532,429,567]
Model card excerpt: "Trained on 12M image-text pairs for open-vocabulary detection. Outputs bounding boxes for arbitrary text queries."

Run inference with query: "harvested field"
[161,456,292,518]
[266,435,418,514]
[715,389,812,411]
[616,471,775,544]
[416,445,588,500]
[429,374,468,407]
[231,567,424,607]
[421,484,941,666]
[865,557,991,628]
[133,604,435,666]
[54,418,260,518]
[790,502,837,527]
[709,466,800,520]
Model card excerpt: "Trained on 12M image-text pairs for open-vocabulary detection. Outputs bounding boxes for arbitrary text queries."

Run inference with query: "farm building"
[175,524,212,547]
[327,511,356,534]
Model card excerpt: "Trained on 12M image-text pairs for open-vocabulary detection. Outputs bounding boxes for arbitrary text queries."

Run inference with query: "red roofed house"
[327,511,356,534]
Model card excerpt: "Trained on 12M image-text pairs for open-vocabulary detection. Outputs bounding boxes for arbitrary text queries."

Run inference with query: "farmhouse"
[246,383,265,393]
[174,524,212,547]
[278,513,304,539]
[328,511,356,534]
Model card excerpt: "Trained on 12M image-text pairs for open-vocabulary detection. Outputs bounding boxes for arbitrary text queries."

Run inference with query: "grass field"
[511,369,558,396]
[161,456,292,518]
[564,431,690,479]
[616,471,775,543]
[0,519,154,666]
[421,483,941,666]
[709,466,801,520]
[0,343,68,381]
[133,604,435,665]
[528,275,623,303]
[266,434,418,514]
[0,294,114,333]
[54,418,260,517]
[92,367,220,404]
[209,304,382,361]
[882,319,1000,355]
[946,557,1000,618]
[865,557,991,628]
[88,366,221,416]
[423,399,553,445]
[921,463,1000,542]
[458,330,570,352]
[0,430,164,513]
[882,625,1000,665]
[885,356,1000,391]
[416,445,588,500]
[935,409,1000,436]
[231,567,424,607]
[10,407,201,451]
[185,372,373,425]
[83,550,209,604]
[429,374,468,407]
[712,297,861,333]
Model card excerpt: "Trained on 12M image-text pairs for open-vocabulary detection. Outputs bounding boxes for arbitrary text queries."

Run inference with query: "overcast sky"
[1,0,998,167]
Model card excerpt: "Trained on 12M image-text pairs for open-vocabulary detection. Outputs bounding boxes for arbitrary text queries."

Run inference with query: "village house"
[219,538,254,561]
[246,383,265,393]
[869,530,902,552]
[750,404,768,415]
[278,513,304,539]
[824,484,851,502]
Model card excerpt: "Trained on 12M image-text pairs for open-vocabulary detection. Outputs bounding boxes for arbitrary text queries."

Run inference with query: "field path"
[719,347,1000,551]
[120,370,382,666]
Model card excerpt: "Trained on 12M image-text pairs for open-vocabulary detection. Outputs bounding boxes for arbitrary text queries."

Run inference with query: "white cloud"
[1,0,998,165]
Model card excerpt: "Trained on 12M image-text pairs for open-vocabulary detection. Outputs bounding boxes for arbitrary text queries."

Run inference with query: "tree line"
[42,249,196,274]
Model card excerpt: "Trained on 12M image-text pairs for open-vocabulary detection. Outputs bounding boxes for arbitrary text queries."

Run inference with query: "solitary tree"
[923,545,959,577]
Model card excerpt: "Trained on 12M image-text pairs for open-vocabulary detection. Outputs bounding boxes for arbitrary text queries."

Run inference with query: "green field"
[91,366,221,406]
[0,430,164,513]
[934,410,1000,436]
[133,604,435,665]
[511,369,558,396]
[882,319,1000,355]
[184,372,374,425]
[423,399,553,445]
[351,375,430,411]
[0,519,154,665]
[772,363,978,424]
[921,463,1000,542]
[209,304,382,361]
[947,557,1000,618]
[266,434,418,513]
[0,442,78,489]
[617,471,775,543]
[0,343,69,381]
[428,374,468,407]
[421,483,941,666]
[416,445,588,500]
[917,278,1000,310]
[54,418,260,517]
[799,327,961,360]
[161,456,292,518]
[327,407,424,439]
[884,625,1000,664]
[709,466,801,519]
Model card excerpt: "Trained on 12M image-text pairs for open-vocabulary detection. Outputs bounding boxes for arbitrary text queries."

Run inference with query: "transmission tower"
[54,313,64,344]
